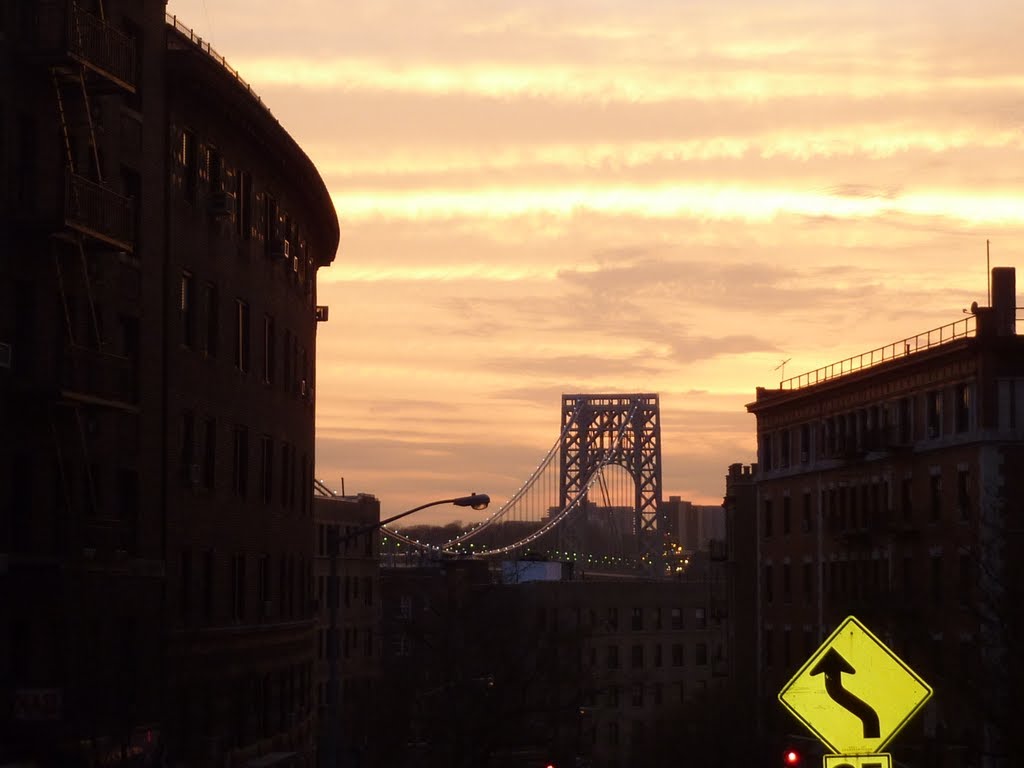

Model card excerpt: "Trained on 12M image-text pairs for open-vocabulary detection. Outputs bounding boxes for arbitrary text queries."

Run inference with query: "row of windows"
[763,626,975,682]
[763,551,973,605]
[174,128,317,298]
[761,385,974,471]
[598,640,717,670]
[317,626,374,662]
[574,605,709,632]
[580,679,713,713]
[177,663,312,756]
[178,271,313,401]
[763,467,973,537]
[315,573,375,610]
[316,523,375,558]
[179,549,312,627]
[179,411,310,514]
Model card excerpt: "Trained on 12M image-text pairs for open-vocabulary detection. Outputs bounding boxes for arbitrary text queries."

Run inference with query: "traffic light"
[784,748,802,766]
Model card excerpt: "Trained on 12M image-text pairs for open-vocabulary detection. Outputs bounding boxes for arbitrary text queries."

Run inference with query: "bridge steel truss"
[559,393,664,563]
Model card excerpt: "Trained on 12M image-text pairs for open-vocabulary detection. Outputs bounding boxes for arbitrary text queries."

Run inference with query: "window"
[260,435,274,504]
[654,644,662,667]
[181,550,192,623]
[203,550,214,623]
[803,562,813,604]
[283,330,292,391]
[930,473,942,522]
[800,423,810,462]
[670,607,683,630]
[280,443,292,507]
[631,644,644,669]
[764,564,774,604]
[782,563,792,603]
[180,128,197,201]
[931,555,943,604]
[927,391,943,438]
[957,468,971,520]
[631,683,644,707]
[782,496,791,535]
[258,553,270,607]
[201,282,218,357]
[780,429,790,468]
[232,426,248,497]
[671,643,684,666]
[763,500,774,537]
[695,642,708,666]
[763,628,773,667]
[201,418,216,490]
[956,384,971,433]
[236,170,251,239]
[902,477,913,523]
[631,607,643,631]
[782,630,791,669]
[234,300,250,372]
[802,492,813,532]
[694,607,706,629]
[607,607,618,630]
[606,645,619,670]
[263,315,275,384]
[761,433,773,471]
[232,553,246,622]
[180,410,195,483]
[180,272,194,348]
[653,606,662,630]
[958,553,972,604]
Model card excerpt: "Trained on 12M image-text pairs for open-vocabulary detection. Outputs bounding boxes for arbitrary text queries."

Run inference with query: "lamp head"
[452,493,490,510]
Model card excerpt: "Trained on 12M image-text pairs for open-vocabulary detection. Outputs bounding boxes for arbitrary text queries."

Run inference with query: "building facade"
[312,487,382,768]
[747,268,1024,768]
[1,3,338,765]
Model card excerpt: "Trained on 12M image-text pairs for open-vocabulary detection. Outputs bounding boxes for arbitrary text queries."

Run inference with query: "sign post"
[778,616,932,766]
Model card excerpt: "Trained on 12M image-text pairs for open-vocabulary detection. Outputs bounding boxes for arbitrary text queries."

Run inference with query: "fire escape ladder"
[74,407,100,521]
[52,69,76,174]
[76,67,103,183]
[76,238,102,349]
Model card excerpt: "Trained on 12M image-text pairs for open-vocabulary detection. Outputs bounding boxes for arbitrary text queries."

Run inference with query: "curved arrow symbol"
[810,648,880,738]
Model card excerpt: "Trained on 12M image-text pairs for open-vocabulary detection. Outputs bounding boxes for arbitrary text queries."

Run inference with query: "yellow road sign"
[823,754,892,768]
[779,616,932,754]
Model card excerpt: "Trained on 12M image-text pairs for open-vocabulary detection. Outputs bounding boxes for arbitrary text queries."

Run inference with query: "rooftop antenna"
[774,357,792,385]
[987,239,991,306]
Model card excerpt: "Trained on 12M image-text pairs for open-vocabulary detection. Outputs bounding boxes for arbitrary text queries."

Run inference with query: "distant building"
[1,3,337,765]
[378,560,731,768]
[660,495,725,552]
[746,268,1024,767]
[312,487,381,767]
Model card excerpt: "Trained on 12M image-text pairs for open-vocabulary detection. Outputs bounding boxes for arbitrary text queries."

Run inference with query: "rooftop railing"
[779,315,977,391]
[166,14,275,119]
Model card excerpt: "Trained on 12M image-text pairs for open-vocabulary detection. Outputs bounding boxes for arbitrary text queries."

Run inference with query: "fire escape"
[42,0,139,560]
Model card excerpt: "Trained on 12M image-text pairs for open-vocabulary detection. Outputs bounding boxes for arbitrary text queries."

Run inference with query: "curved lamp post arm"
[335,493,490,548]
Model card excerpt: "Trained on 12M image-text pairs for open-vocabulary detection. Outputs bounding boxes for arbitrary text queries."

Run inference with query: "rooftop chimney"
[991,267,1016,336]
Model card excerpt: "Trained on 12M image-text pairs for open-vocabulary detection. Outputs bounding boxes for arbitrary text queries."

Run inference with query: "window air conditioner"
[209,190,235,217]
[271,239,290,259]
[292,255,299,273]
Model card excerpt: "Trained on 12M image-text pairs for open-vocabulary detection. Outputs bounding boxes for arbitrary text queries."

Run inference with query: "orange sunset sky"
[168,0,1024,523]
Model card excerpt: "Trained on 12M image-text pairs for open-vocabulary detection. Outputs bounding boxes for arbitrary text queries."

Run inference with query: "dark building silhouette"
[746,268,1024,768]
[312,487,382,767]
[1,3,338,765]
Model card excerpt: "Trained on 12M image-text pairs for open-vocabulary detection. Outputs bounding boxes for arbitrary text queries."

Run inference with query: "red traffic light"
[784,750,801,766]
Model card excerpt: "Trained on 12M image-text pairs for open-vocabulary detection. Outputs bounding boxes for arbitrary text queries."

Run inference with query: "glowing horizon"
[168,0,1024,522]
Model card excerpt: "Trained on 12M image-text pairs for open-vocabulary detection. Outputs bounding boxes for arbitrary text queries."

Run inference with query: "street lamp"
[322,493,490,768]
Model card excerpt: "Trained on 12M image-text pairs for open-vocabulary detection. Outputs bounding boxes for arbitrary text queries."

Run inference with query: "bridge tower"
[559,394,664,567]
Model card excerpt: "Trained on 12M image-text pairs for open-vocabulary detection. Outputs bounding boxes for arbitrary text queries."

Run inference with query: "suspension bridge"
[380,394,676,572]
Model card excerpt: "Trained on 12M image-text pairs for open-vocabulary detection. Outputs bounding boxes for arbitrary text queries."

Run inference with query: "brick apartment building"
[312,487,382,767]
[747,268,1024,767]
[1,3,338,765]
